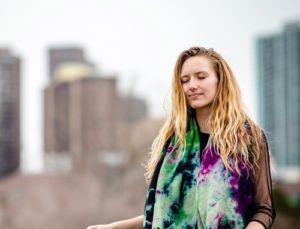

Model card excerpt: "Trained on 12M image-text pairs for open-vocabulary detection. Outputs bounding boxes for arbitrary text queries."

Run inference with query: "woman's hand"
[86,215,143,229]
[246,221,265,229]
[86,224,115,229]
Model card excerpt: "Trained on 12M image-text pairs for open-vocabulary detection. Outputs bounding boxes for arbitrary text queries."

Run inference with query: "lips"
[188,93,203,99]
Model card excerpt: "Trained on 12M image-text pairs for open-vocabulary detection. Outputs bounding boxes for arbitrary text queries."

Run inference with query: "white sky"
[0,0,300,173]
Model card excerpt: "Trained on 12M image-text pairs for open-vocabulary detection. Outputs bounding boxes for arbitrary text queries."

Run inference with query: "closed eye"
[197,75,206,80]
[196,72,207,79]
[180,78,189,83]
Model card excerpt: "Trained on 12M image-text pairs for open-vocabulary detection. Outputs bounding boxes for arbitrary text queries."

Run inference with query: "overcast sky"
[1,0,300,173]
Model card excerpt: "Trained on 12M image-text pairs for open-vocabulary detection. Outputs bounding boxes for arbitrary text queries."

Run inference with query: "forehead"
[181,56,214,76]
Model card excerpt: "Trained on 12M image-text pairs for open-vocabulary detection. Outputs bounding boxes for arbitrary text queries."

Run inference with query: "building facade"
[44,48,148,174]
[44,69,118,173]
[0,49,21,177]
[257,21,300,181]
[48,47,85,79]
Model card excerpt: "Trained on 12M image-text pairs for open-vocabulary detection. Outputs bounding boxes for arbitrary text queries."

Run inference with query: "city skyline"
[1,0,300,172]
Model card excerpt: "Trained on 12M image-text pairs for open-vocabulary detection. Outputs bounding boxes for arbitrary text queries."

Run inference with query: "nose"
[187,77,197,91]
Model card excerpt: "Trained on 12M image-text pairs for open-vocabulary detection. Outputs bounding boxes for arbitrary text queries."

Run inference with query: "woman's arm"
[86,215,143,229]
[246,221,265,229]
[247,132,276,229]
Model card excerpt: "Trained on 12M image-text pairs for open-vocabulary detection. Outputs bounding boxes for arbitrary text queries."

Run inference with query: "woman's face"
[180,56,219,112]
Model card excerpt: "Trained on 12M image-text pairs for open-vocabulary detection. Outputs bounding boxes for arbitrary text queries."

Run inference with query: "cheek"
[206,81,218,98]
[182,85,189,95]
[211,78,219,91]
[211,83,219,97]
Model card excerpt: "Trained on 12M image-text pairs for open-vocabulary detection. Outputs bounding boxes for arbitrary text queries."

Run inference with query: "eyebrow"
[180,71,208,78]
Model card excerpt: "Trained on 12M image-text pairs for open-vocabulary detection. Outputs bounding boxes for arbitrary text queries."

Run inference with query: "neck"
[195,107,212,134]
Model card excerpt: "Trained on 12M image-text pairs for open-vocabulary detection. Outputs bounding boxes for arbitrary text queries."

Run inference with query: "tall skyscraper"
[0,49,21,177]
[257,21,300,181]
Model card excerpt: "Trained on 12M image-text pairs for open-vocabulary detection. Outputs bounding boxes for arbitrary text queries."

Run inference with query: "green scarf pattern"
[144,117,255,228]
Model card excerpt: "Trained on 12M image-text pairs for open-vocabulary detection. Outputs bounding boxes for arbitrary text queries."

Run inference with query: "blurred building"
[118,95,147,123]
[44,62,118,173]
[44,47,148,174]
[0,49,21,177]
[257,20,300,182]
[48,47,86,80]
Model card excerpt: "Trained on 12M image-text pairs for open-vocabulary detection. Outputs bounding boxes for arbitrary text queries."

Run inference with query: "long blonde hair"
[145,47,265,183]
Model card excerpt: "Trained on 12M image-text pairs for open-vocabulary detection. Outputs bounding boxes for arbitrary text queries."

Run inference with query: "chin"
[189,102,212,110]
[189,103,206,109]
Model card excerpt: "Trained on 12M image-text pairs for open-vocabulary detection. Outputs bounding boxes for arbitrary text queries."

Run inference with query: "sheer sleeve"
[249,132,276,229]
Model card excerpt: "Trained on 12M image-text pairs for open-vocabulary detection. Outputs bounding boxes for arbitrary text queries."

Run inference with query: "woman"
[86,47,276,229]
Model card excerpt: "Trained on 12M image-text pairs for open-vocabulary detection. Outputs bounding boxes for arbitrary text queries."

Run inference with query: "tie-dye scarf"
[143,117,255,229]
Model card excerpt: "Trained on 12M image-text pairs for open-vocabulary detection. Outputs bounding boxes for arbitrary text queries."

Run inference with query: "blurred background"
[0,0,300,228]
